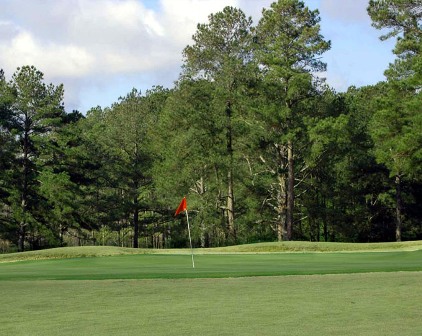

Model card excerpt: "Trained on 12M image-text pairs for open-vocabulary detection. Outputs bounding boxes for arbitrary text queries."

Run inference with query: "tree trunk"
[227,170,235,242]
[273,143,288,242]
[133,140,140,248]
[133,196,139,248]
[277,174,287,242]
[18,223,25,252]
[226,100,236,243]
[395,175,403,242]
[19,126,30,252]
[286,140,294,240]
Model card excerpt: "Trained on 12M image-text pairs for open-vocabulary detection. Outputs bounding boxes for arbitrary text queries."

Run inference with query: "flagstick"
[185,209,195,268]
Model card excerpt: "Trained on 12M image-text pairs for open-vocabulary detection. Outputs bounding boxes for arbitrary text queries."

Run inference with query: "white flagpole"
[185,209,195,268]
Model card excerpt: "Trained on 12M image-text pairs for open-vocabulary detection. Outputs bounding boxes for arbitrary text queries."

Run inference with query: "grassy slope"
[1,240,422,263]
[207,240,422,253]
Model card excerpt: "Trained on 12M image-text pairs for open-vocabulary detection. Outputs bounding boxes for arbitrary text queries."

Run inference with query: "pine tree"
[254,0,330,240]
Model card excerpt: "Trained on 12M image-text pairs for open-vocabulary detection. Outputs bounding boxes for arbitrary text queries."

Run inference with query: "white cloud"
[0,0,187,110]
[0,0,396,112]
[1,0,259,110]
[0,0,175,77]
[160,0,240,47]
[0,30,95,77]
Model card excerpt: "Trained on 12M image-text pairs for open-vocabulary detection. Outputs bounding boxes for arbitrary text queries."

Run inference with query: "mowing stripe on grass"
[1,250,421,280]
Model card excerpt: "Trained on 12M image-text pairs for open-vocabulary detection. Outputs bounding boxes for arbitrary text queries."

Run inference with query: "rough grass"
[1,240,421,263]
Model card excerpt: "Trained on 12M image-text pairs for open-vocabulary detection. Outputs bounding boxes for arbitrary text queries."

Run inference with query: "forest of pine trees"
[0,0,421,252]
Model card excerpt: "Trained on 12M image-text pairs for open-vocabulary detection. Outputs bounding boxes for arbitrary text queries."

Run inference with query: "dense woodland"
[0,0,421,252]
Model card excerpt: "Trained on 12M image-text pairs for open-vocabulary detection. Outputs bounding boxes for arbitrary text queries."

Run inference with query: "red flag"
[175,197,187,216]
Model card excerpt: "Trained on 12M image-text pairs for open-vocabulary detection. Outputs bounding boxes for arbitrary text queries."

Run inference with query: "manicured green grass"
[1,243,421,335]
[0,272,421,336]
[0,250,421,280]
[1,240,421,263]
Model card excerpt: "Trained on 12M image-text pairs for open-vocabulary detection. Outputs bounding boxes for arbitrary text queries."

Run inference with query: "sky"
[0,0,396,113]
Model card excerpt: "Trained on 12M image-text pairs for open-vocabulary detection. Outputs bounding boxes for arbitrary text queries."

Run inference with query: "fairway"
[1,245,421,335]
[1,272,421,336]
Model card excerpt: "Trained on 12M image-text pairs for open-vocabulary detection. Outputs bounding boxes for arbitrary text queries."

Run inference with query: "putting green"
[1,250,421,281]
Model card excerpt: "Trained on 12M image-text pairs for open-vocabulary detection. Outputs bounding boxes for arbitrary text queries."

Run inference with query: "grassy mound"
[1,240,421,263]
[0,246,144,262]
[209,240,422,253]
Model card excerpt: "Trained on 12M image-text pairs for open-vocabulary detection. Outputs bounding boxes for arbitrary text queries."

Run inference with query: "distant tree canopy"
[0,0,421,252]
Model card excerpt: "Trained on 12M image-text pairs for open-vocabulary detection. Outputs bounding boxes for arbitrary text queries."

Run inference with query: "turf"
[1,243,421,335]
[0,272,421,336]
[0,250,421,280]
[1,240,422,263]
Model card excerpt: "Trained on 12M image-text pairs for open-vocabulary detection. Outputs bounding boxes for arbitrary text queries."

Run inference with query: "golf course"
[1,241,421,335]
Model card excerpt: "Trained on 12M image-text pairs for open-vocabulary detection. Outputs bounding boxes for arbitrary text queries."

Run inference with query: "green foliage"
[370,86,421,178]
[367,0,422,241]
[250,0,331,241]
[0,66,66,250]
[368,0,421,179]
[368,0,421,41]
[1,1,421,250]
[171,6,258,244]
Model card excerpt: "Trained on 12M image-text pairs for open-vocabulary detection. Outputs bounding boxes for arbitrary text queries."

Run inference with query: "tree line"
[0,0,420,252]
